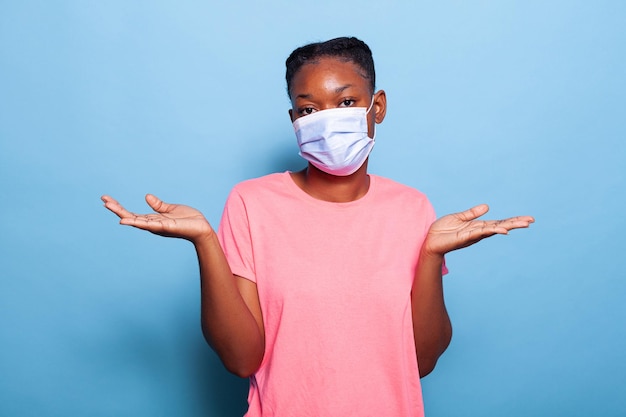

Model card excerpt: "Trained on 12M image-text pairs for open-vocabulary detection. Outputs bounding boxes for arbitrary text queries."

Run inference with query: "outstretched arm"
[412,204,534,377]
[102,194,265,377]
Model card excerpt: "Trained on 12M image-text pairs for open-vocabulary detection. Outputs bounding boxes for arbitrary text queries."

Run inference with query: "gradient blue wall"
[1,1,624,416]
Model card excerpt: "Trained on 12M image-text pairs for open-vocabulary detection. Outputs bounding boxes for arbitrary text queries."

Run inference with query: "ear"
[373,90,387,124]
[288,108,295,123]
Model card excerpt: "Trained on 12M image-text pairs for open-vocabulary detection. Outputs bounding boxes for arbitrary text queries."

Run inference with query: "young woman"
[102,37,533,416]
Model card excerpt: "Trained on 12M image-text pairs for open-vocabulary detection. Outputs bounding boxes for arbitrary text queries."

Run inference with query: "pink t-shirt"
[218,172,442,417]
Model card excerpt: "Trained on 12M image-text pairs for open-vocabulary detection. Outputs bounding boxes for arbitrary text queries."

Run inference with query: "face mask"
[293,97,376,176]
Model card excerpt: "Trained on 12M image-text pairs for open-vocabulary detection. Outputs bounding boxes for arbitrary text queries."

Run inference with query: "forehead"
[290,57,370,98]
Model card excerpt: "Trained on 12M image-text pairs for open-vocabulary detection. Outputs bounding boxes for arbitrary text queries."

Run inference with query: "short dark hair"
[285,36,376,97]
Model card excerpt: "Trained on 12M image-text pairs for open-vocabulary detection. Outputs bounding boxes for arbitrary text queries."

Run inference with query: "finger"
[101,195,121,208]
[145,194,172,214]
[465,217,533,239]
[489,216,535,232]
[456,204,490,222]
[101,195,115,204]
[101,195,137,220]
[506,215,535,224]
[119,213,168,231]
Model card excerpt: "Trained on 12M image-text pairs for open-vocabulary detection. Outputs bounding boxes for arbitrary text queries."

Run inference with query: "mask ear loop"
[366,95,376,114]
[366,95,376,140]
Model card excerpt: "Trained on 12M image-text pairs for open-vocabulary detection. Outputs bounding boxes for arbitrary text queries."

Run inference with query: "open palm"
[101,194,213,242]
[423,204,535,256]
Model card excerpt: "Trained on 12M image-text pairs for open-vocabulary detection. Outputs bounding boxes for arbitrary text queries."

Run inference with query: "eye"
[298,107,317,116]
[339,99,356,107]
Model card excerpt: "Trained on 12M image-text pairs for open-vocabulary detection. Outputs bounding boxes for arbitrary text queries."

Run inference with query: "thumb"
[458,204,489,221]
[145,194,168,213]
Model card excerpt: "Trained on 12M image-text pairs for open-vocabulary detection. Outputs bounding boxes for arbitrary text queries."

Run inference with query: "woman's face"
[288,57,386,138]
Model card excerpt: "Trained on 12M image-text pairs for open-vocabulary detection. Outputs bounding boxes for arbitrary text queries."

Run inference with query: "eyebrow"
[334,84,353,94]
[295,84,354,100]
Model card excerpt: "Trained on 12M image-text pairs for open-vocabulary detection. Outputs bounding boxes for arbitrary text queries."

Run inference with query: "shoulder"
[370,174,431,203]
[369,174,437,220]
[229,172,288,197]
[224,172,300,213]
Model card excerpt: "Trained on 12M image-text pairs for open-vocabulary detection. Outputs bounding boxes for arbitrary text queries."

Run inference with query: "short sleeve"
[217,188,256,282]
[423,198,449,276]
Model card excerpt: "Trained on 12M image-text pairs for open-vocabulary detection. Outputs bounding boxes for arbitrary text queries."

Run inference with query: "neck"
[290,162,370,203]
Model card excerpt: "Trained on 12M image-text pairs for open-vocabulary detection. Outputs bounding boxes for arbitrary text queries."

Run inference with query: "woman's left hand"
[422,204,534,257]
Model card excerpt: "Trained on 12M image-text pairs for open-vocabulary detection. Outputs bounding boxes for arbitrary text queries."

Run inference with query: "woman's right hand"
[101,194,214,243]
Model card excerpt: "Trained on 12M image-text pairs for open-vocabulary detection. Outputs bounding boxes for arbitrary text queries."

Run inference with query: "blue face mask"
[293,97,376,176]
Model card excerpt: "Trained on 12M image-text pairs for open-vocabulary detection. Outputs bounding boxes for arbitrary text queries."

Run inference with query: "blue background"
[1,1,625,416]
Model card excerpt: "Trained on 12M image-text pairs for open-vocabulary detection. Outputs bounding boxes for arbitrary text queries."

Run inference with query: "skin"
[288,57,386,202]
[102,56,534,379]
[102,194,265,377]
